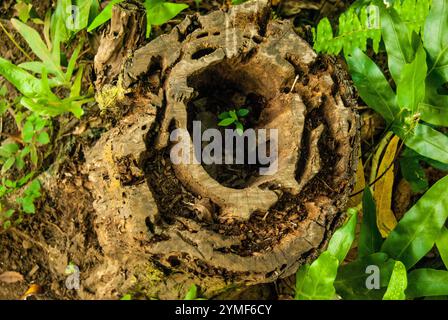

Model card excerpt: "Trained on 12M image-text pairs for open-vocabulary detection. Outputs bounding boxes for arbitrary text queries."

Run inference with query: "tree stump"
[0,0,359,300]
[83,0,359,298]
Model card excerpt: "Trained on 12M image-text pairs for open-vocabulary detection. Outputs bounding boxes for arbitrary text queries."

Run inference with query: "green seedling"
[218,108,249,135]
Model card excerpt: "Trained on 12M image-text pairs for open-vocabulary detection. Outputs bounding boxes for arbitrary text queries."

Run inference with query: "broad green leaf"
[11,19,65,81]
[347,48,398,123]
[359,188,383,257]
[335,253,395,300]
[146,2,189,26]
[399,123,448,164]
[87,0,125,32]
[218,118,236,126]
[238,108,249,117]
[422,66,448,125]
[396,45,427,113]
[327,208,358,263]
[37,132,50,145]
[184,284,198,300]
[295,251,339,300]
[18,61,47,74]
[229,110,238,121]
[436,227,448,269]
[400,154,428,193]
[120,294,132,300]
[51,0,71,43]
[418,101,448,127]
[218,112,229,120]
[383,261,407,300]
[0,143,19,157]
[407,269,448,298]
[378,1,415,83]
[0,58,45,98]
[75,0,94,31]
[381,175,448,269]
[424,0,448,84]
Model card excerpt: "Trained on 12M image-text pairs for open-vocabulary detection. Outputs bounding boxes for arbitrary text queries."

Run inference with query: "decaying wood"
[0,0,359,300]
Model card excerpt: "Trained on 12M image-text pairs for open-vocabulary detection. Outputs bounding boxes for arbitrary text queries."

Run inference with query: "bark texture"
[0,0,359,300]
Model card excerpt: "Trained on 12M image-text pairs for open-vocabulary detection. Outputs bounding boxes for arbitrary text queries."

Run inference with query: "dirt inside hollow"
[143,59,341,257]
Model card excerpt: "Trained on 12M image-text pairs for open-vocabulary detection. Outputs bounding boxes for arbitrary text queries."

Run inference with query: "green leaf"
[399,123,448,164]
[27,179,41,196]
[235,121,244,136]
[396,45,427,113]
[335,253,395,300]
[22,120,34,143]
[424,0,448,84]
[4,209,15,218]
[327,208,358,263]
[37,132,50,145]
[70,65,84,98]
[295,251,339,300]
[237,108,249,117]
[378,2,415,83]
[383,261,407,300]
[2,157,16,174]
[120,294,132,300]
[30,144,38,165]
[11,19,65,81]
[218,112,230,120]
[218,118,236,127]
[0,143,19,157]
[347,48,398,123]
[400,154,428,193]
[407,269,448,298]
[381,175,448,269]
[3,220,11,230]
[359,188,383,257]
[20,196,35,214]
[184,284,198,300]
[146,1,188,26]
[229,110,238,121]
[66,39,84,81]
[418,102,448,127]
[14,2,32,23]
[75,0,94,31]
[0,58,46,98]
[436,226,448,269]
[87,0,125,32]
[18,61,47,74]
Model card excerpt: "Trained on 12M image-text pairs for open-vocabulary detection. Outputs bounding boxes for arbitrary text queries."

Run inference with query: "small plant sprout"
[218,108,249,135]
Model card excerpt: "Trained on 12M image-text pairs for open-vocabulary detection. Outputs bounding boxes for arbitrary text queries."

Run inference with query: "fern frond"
[393,0,432,35]
[313,0,432,55]
[313,7,381,55]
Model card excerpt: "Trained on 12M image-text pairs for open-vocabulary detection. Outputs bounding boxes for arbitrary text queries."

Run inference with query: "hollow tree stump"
[0,0,358,300]
[78,0,360,299]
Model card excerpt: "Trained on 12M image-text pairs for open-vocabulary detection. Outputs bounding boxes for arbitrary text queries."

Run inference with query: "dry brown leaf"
[0,271,24,284]
[374,135,399,237]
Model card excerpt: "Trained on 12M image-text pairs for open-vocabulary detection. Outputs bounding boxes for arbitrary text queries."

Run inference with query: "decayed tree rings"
[83,0,359,298]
